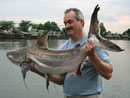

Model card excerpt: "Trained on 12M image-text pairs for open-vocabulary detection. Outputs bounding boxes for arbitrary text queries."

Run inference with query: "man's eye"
[68,20,72,24]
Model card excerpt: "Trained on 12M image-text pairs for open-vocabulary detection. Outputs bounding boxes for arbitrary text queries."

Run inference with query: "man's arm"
[85,39,113,80]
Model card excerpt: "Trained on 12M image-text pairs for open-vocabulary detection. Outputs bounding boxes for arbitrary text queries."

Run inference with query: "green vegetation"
[0,21,15,31]
[0,20,69,39]
[0,20,129,40]
[100,23,130,40]
[19,20,31,32]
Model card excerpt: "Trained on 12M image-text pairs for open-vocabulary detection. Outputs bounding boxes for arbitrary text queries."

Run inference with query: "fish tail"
[97,36,124,52]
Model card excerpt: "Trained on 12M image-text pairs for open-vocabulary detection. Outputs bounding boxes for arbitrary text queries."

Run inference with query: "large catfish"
[6,5,124,90]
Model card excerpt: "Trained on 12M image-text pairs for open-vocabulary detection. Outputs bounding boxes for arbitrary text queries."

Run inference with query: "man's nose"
[65,23,70,29]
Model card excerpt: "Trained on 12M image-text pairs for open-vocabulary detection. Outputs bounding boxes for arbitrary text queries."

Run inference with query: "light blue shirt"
[58,33,112,97]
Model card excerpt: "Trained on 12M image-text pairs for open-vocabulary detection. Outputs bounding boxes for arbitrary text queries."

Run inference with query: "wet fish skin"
[26,44,87,75]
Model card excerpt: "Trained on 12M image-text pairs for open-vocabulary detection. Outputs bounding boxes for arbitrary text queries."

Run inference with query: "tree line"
[0,20,69,38]
[100,23,130,39]
[0,20,130,39]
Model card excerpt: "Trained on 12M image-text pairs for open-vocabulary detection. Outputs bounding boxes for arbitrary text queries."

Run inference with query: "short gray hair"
[65,8,85,26]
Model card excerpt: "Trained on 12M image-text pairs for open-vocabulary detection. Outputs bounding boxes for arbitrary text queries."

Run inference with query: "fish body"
[6,43,87,75]
[27,45,87,75]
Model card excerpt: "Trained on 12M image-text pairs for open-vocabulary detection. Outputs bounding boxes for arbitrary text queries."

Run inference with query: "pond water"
[0,39,130,98]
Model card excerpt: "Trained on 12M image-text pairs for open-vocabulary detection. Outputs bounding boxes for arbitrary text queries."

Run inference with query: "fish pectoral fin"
[45,73,51,92]
[21,62,30,90]
[70,64,82,76]
[76,57,88,76]
[76,64,81,76]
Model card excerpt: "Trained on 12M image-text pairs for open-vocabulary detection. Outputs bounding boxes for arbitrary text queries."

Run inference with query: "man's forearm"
[89,52,113,80]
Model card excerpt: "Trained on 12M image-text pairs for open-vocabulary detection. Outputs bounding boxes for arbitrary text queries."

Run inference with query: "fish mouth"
[6,55,14,63]
[6,54,19,65]
[6,54,13,60]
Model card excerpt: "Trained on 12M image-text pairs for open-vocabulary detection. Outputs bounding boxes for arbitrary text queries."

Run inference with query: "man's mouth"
[66,27,73,31]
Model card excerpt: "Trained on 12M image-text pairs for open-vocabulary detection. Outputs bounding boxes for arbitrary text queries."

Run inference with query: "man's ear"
[80,19,84,27]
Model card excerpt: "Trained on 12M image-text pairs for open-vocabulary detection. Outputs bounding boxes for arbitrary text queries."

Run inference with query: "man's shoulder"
[58,39,71,50]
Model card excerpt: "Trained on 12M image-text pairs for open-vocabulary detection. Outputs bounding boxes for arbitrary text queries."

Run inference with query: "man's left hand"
[84,39,96,56]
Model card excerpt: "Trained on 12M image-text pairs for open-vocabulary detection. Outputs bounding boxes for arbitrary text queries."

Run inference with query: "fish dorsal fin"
[88,4,100,38]
[37,31,50,47]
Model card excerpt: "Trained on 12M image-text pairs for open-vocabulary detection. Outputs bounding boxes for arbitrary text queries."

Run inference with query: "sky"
[0,0,130,34]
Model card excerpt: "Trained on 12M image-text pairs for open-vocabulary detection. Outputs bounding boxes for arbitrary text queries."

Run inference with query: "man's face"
[64,11,83,37]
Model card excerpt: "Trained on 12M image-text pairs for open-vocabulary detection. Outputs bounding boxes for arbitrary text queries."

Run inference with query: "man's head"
[64,8,85,39]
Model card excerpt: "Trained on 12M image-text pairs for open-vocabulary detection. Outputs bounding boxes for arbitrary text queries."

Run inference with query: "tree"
[122,28,130,37]
[100,22,106,37]
[19,20,31,32]
[50,22,61,32]
[126,29,130,36]
[42,21,61,32]
[30,23,38,29]
[43,21,52,30]
[37,23,44,30]
[0,21,15,31]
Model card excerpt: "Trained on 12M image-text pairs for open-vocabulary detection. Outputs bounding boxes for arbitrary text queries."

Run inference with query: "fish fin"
[21,61,30,90]
[71,65,81,76]
[75,57,88,76]
[88,4,100,38]
[88,5,124,52]
[97,36,124,52]
[45,73,51,92]
[76,64,81,76]
[37,31,50,47]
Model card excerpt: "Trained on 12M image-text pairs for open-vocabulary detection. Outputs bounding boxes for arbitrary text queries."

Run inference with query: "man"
[29,8,113,98]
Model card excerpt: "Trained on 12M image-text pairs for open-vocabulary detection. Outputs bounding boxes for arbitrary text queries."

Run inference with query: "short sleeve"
[96,48,112,65]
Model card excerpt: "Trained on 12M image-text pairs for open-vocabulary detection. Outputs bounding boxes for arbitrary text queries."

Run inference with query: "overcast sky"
[0,0,130,34]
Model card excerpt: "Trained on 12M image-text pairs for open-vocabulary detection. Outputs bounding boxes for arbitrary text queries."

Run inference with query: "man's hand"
[85,39,96,56]
[27,62,46,77]
[84,39,113,80]
[27,62,35,72]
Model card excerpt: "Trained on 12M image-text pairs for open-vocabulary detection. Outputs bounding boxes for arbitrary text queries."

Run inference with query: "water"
[0,39,130,98]
[103,40,130,98]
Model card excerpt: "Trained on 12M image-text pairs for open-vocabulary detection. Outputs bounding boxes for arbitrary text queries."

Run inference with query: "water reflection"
[0,39,66,50]
[0,39,36,50]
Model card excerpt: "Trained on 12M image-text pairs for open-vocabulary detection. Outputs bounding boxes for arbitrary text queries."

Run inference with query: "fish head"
[6,47,28,66]
[6,31,50,66]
